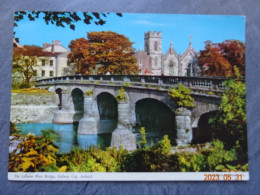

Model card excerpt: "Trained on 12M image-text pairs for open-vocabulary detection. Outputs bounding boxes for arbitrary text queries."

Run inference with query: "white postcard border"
[8,172,249,181]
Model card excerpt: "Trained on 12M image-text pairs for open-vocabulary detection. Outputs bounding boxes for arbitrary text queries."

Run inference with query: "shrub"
[9,129,61,172]
[139,127,147,149]
[154,135,172,155]
[60,146,120,172]
[206,140,237,171]
[19,82,31,89]
[115,87,127,102]
[127,135,173,172]
[168,84,195,109]
[172,153,207,172]
[10,122,20,135]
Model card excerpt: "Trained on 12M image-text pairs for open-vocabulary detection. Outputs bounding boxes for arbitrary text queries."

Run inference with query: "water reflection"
[16,123,111,153]
[15,123,176,153]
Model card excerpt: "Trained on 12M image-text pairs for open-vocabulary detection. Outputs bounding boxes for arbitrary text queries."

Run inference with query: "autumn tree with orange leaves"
[68,31,138,75]
[199,40,245,77]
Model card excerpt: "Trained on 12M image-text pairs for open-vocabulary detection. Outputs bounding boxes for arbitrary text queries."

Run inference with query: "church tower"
[144,31,162,75]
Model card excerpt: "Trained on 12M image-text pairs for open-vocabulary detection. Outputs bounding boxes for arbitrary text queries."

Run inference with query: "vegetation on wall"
[168,84,195,109]
[11,88,51,93]
[115,87,127,102]
[86,90,93,97]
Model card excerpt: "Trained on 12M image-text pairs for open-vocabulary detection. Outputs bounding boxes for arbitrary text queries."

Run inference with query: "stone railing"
[36,75,229,90]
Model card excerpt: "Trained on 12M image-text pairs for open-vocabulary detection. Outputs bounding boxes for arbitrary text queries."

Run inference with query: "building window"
[145,43,149,53]
[42,60,45,66]
[33,70,37,76]
[50,71,53,77]
[42,70,45,77]
[50,60,53,66]
[139,60,142,65]
[154,57,158,66]
[154,42,158,51]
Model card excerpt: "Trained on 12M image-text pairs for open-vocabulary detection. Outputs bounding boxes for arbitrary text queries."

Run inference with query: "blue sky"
[14,13,245,54]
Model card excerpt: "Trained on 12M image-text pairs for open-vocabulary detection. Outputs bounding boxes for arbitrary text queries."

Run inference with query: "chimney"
[43,43,51,49]
[52,40,61,45]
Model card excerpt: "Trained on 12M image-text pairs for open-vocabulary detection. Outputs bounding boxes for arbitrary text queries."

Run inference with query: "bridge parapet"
[36,75,228,91]
[35,75,237,149]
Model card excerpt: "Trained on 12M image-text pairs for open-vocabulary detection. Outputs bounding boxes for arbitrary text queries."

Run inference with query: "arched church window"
[187,63,194,76]
[154,41,158,51]
[154,57,158,66]
[169,61,175,75]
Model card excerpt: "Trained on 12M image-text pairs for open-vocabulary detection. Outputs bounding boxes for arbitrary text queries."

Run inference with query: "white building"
[13,39,70,81]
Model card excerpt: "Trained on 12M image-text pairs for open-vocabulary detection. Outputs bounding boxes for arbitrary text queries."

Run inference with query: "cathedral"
[135,31,200,76]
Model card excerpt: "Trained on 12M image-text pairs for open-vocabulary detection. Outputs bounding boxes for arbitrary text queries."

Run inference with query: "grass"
[12,88,51,93]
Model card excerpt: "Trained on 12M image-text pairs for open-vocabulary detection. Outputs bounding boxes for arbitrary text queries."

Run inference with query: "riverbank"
[10,91,59,123]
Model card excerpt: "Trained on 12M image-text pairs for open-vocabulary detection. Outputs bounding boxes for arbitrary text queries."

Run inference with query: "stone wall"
[10,93,59,123]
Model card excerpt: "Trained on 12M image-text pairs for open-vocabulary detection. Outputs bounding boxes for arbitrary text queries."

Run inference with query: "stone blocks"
[111,124,136,151]
[53,110,75,124]
[111,102,136,151]
[78,117,98,134]
[175,107,192,146]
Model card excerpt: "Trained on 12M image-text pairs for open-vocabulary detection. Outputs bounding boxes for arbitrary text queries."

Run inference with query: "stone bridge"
[36,75,226,150]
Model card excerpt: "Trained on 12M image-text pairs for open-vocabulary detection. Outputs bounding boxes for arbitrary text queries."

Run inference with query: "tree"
[68,31,138,75]
[219,40,245,76]
[199,40,245,77]
[209,67,247,154]
[12,46,47,85]
[12,55,38,84]
[14,11,122,42]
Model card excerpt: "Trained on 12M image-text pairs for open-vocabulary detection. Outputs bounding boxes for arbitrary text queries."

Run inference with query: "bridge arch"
[71,88,84,122]
[55,88,62,110]
[135,98,176,134]
[192,110,219,144]
[95,92,118,134]
[93,88,116,100]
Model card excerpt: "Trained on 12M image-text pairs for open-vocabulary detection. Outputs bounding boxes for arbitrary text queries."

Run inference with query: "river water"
[16,122,176,153]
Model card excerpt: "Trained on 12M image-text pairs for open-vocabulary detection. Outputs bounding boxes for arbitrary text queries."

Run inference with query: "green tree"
[12,54,38,84]
[14,11,122,41]
[210,67,247,153]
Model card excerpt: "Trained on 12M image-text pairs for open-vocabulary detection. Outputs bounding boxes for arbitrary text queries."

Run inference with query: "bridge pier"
[175,108,192,146]
[111,102,136,151]
[53,90,75,123]
[78,94,98,134]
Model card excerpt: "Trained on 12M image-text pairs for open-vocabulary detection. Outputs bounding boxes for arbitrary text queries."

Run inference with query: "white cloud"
[133,20,168,27]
